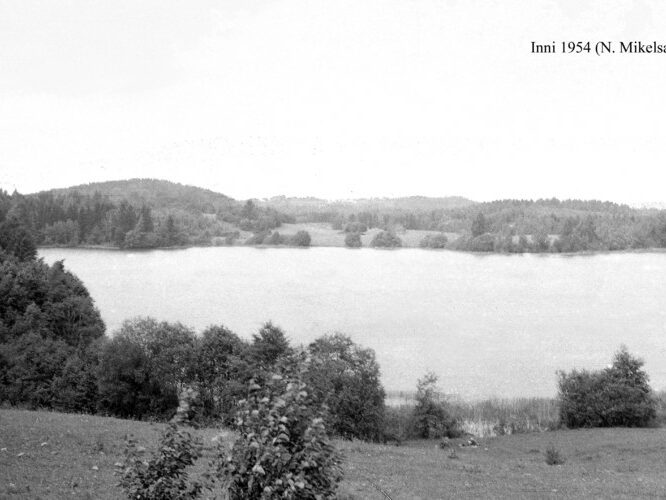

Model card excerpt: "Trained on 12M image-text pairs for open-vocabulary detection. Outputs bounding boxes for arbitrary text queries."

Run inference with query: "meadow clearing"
[2,409,666,499]
[247,222,455,248]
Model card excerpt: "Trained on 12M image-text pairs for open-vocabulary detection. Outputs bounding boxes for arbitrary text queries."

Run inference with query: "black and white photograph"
[1,1,666,498]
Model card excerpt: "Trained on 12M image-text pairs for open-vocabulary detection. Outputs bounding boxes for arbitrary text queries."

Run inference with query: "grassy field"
[272,222,458,248]
[2,409,666,499]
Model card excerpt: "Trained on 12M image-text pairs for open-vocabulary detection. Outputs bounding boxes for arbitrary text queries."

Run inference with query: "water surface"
[39,247,666,398]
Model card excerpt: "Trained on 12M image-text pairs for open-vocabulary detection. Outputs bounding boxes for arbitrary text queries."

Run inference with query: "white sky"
[1,0,665,203]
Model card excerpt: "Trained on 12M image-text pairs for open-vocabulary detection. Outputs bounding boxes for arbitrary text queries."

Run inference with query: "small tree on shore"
[412,372,456,439]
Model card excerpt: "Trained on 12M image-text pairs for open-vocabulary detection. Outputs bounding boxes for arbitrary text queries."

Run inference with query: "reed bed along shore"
[386,391,560,438]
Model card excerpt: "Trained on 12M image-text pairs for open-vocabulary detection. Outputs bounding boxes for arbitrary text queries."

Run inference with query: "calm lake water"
[39,247,666,399]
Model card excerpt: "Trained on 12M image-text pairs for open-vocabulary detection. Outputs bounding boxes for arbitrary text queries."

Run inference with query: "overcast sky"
[1,0,665,203]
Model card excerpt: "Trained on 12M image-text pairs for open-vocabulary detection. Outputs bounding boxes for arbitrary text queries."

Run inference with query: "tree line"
[1,182,291,250]
[279,197,666,253]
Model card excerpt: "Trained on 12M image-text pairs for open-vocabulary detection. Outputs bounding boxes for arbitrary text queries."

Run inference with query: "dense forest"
[1,179,292,249]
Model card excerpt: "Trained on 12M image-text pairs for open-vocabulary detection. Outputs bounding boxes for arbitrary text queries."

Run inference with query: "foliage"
[305,334,385,441]
[250,322,293,368]
[289,230,312,247]
[217,373,343,499]
[9,179,290,249]
[194,325,251,423]
[264,231,286,245]
[0,214,105,410]
[344,232,362,248]
[0,332,72,407]
[419,233,448,249]
[51,341,102,413]
[544,444,565,465]
[471,212,488,237]
[558,346,657,428]
[369,230,402,248]
[98,318,197,419]
[118,422,204,500]
[412,372,457,439]
[343,222,367,234]
[97,335,156,418]
[264,195,666,254]
[0,216,37,260]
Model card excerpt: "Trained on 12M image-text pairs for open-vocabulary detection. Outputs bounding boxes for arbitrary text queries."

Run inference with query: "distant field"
[274,222,458,248]
[2,409,665,499]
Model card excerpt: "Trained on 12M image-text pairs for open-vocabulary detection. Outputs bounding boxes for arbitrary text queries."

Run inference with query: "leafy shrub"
[544,444,565,465]
[245,231,271,245]
[118,423,203,499]
[382,406,413,443]
[264,231,286,245]
[305,334,385,441]
[413,372,459,439]
[419,233,448,249]
[118,389,204,499]
[217,373,343,499]
[467,234,495,252]
[97,318,197,419]
[0,332,72,407]
[289,230,312,247]
[344,232,362,248]
[250,322,293,368]
[343,222,367,234]
[194,325,251,423]
[558,346,657,428]
[369,231,402,248]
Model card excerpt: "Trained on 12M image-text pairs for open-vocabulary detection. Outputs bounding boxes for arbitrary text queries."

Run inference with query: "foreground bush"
[558,346,656,428]
[305,334,385,441]
[217,373,343,499]
[118,390,204,499]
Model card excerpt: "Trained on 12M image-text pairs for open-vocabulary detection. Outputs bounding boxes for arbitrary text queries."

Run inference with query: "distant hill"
[259,195,475,215]
[44,178,237,213]
[19,179,288,249]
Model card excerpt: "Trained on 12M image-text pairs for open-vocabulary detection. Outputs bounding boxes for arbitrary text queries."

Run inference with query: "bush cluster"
[558,347,657,428]
[245,230,311,247]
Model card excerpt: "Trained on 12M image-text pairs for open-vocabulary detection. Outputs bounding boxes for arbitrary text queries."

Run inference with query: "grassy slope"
[2,410,665,499]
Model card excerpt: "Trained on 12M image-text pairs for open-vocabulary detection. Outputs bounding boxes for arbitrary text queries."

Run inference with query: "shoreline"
[37,243,666,256]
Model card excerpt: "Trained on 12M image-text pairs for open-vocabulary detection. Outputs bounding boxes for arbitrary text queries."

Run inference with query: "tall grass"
[451,397,559,437]
[384,393,560,439]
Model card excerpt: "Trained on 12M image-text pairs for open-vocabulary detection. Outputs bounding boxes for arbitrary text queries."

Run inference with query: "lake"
[39,247,666,399]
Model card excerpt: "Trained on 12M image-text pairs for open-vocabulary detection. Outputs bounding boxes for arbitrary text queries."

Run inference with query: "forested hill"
[46,179,236,213]
[7,179,291,249]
